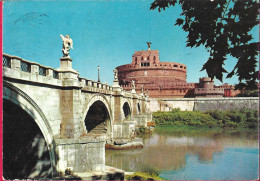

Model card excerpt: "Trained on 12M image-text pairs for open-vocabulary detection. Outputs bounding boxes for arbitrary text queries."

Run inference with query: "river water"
[106,127,259,180]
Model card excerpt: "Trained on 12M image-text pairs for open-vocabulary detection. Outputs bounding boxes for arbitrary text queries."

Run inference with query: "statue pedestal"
[113,80,122,92]
[113,80,120,87]
[60,57,73,69]
[57,57,79,80]
[131,89,136,94]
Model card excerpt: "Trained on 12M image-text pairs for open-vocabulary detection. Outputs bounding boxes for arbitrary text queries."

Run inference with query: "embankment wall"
[150,97,259,112]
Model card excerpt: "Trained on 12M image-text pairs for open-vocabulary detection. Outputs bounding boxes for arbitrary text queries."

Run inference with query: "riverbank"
[153,109,258,129]
[154,125,258,139]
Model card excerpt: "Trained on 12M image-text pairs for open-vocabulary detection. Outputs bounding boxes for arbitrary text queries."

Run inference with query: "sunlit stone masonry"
[2,50,152,179]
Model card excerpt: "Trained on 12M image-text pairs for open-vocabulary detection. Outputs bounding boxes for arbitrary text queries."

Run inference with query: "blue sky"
[3,0,259,85]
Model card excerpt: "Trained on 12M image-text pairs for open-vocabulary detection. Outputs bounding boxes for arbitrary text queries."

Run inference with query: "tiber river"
[106,127,259,180]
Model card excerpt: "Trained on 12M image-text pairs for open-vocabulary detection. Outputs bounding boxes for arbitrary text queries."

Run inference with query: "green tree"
[150,0,259,89]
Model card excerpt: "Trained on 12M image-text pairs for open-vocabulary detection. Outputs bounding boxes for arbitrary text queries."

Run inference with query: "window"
[141,62,150,67]
[174,65,178,67]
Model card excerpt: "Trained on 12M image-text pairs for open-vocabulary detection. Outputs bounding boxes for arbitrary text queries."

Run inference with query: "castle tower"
[116,44,190,98]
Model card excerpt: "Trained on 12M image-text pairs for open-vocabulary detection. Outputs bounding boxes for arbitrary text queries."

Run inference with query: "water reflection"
[105,128,258,174]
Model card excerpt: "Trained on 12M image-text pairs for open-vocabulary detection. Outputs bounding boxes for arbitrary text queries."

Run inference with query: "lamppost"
[98,65,100,82]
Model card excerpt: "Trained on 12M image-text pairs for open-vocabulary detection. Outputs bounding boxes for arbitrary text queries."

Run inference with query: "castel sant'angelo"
[116,43,239,98]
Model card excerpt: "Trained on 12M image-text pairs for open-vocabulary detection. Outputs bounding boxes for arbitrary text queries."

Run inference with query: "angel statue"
[146,42,152,50]
[113,69,118,81]
[60,34,73,58]
[141,85,144,94]
[131,80,136,89]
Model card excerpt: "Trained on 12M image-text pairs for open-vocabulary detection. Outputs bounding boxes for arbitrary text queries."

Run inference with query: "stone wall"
[113,121,135,139]
[150,97,259,112]
[56,136,106,173]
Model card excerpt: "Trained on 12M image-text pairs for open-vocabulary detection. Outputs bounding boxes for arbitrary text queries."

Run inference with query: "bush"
[206,110,225,120]
[170,108,181,113]
[229,112,246,123]
[142,167,160,177]
[125,167,162,180]
[153,109,258,129]
[236,90,258,97]
[65,168,72,175]
[136,126,153,135]
[222,120,238,128]
[154,111,216,127]
[125,172,163,180]
[246,117,258,129]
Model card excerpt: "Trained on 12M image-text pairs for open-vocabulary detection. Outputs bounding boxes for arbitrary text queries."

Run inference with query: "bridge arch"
[137,101,141,114]
[82,94,112,138]
[3,81,57,179]
[122,99,132,120]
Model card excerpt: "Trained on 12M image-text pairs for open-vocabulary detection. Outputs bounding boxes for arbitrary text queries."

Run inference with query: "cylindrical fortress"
[117,50,187,87]
[116,49,225,98]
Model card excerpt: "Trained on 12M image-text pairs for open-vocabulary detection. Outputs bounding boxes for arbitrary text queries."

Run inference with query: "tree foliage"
[150,0,259,89]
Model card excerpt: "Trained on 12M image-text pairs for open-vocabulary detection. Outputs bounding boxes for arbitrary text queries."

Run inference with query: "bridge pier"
[56,58,85,139]
[55,136,106,173]
[111,85,134,143]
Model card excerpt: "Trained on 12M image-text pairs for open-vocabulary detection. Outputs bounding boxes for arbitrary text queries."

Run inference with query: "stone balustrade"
[3,53,147,99]
[3,53,60,79]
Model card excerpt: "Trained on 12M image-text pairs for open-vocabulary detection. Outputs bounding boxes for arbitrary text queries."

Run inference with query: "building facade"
[116,47,238,98]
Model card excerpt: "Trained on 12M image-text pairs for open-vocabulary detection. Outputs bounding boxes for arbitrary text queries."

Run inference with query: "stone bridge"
[2,53,152,179]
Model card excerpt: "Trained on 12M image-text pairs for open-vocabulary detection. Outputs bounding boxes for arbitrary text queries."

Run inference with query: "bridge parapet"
[3,54,150,99]
[79,77,114,95]
[3,53,60,79]
[3,53,63,87]
[3,53,151,118]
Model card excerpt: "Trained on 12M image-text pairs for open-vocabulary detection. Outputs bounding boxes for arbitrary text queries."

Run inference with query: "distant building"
[116,46,238,98]
[215,83,241,97]
[194,77,224,98]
